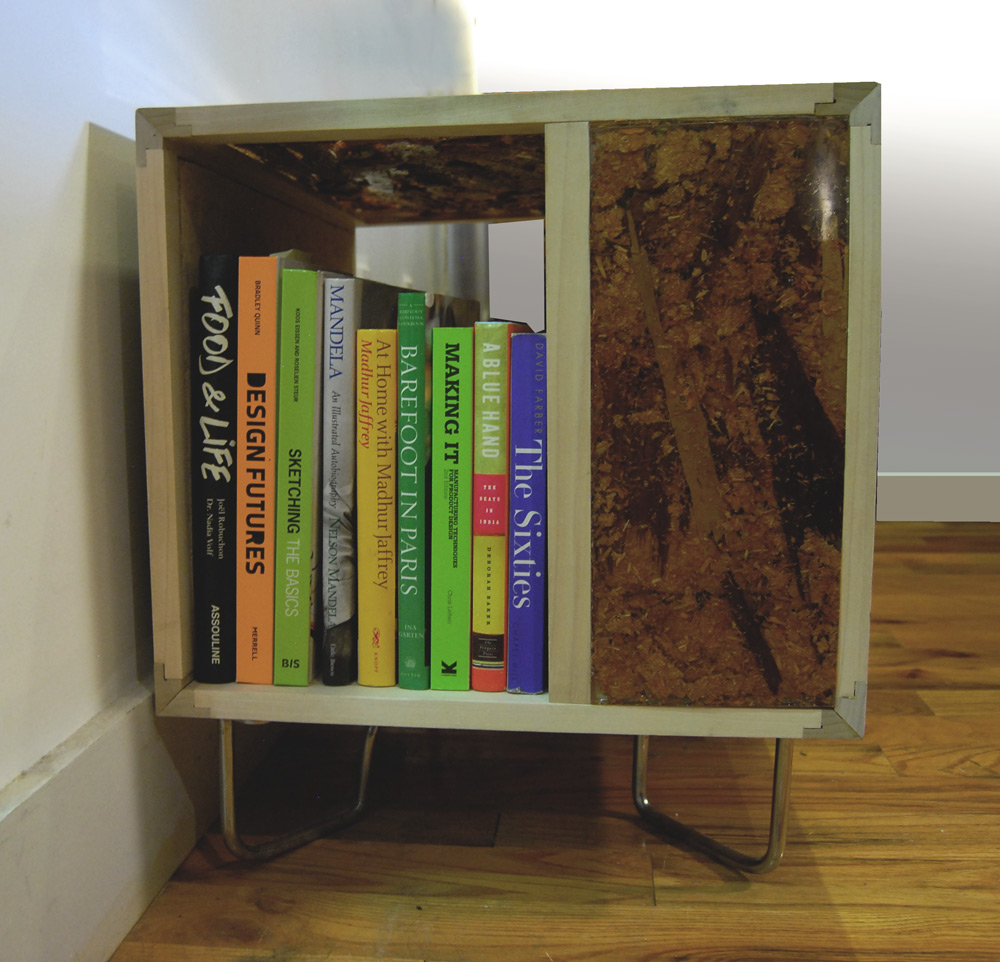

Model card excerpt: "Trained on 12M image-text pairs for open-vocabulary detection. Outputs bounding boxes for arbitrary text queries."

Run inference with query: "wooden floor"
[112,523,999,962]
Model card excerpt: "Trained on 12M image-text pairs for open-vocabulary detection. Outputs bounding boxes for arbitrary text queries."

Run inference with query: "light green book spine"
[397,291,429,689]
[273,268,318,685]
[430,326,473,690]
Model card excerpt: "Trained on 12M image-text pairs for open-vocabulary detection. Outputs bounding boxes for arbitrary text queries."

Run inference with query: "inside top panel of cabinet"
[226,134,546,225]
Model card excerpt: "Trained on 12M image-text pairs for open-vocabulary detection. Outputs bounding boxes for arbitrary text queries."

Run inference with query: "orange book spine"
[235,256,278,683]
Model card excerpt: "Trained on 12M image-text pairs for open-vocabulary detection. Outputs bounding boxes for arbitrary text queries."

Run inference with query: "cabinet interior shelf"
[162,679,833,740]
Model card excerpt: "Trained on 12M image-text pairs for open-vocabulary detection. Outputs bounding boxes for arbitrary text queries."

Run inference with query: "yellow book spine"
[472,535,506,636]
[356,329,397,685]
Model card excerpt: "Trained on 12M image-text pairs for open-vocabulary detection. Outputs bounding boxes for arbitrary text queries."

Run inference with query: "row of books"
[189,251,547,694]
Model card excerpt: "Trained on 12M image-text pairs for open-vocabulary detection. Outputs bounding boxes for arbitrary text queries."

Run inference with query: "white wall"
[471,0,1000,517]
[0,0,474,798]
[0,2,474,960]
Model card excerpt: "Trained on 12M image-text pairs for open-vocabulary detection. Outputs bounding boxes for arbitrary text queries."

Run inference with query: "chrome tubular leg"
[633,735,794,875]
[220,720,378,860]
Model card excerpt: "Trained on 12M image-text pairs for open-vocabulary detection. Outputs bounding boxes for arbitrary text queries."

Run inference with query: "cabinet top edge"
[135,83,879,149]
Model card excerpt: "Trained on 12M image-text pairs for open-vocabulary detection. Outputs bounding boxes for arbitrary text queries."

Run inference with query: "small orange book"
[235,256,279,684]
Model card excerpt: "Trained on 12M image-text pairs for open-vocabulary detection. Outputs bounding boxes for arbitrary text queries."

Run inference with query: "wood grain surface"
[590,118,851,709]
[228,136,545,225]
[111,522,1000,962]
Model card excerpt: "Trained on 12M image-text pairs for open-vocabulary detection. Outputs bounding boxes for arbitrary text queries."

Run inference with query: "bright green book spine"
[273,268,319,685]
[430,326,473,690]
[397,291,430,689]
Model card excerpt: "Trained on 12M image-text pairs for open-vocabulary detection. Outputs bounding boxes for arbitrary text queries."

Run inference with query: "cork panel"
[229,135,545,225]
[590,117,849,707]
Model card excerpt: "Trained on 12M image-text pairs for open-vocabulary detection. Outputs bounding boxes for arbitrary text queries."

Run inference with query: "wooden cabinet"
[137,83,880,741]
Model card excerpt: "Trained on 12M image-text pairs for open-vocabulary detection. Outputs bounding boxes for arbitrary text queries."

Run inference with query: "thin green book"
[273,267,319,685]
[430,326,473,690]
[397,291,430,689]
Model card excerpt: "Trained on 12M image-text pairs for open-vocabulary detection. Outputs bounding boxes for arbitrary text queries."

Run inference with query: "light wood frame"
[137,83,880,740]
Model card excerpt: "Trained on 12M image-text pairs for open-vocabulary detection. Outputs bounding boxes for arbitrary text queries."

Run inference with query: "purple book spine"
[506,333,547,694]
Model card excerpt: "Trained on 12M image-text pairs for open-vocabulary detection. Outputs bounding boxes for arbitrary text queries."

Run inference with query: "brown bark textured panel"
[590,117,849,707]
[230,135,545,224]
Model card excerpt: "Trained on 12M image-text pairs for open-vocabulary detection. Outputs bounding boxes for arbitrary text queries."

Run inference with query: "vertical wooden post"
[545,121,593,705]
[837,91,882,736]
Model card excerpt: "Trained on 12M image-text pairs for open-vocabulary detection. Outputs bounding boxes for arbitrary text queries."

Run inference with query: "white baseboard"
[877,473,1000,522]
[0,686,218,962]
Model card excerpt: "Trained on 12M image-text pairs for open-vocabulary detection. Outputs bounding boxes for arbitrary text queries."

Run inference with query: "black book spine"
[190,254,239,682]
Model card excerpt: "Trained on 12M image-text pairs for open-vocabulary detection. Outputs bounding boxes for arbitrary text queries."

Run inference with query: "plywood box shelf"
[137,83,879,740]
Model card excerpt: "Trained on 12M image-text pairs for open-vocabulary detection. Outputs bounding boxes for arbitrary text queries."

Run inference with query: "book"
[272,268,320,685]
[396,291,430,690]
[318,272,357,686]
[320,277,407,685]
[235,255,279,684]
[356,329,398,686]
[470,320,527,692]
[235,250,311,684]
[430,326,474,690]
[506,333,547,694]
[189,254,239,683]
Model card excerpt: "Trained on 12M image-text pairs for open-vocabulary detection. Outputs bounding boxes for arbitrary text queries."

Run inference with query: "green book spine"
[430,326,473,690]
[273,268,319,685]
[397,292,430,689]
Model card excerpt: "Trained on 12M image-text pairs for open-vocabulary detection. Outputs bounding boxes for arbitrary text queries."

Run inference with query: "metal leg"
[220,720,378,860]
[633,735,794,874]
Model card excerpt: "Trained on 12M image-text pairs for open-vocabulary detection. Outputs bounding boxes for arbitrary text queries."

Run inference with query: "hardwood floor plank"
[865,711,1000,776]
[917,688,1000,717]
[173,837,655,904]
[113,889,1000,962]
[872,521,999,549]
[652,851,1000,904]
[865,688,935,715]
[111,947,999,962]
[112,951,424,962]
[496,810,655,849]
[111,945,999,962]
[867,648,1000,691]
